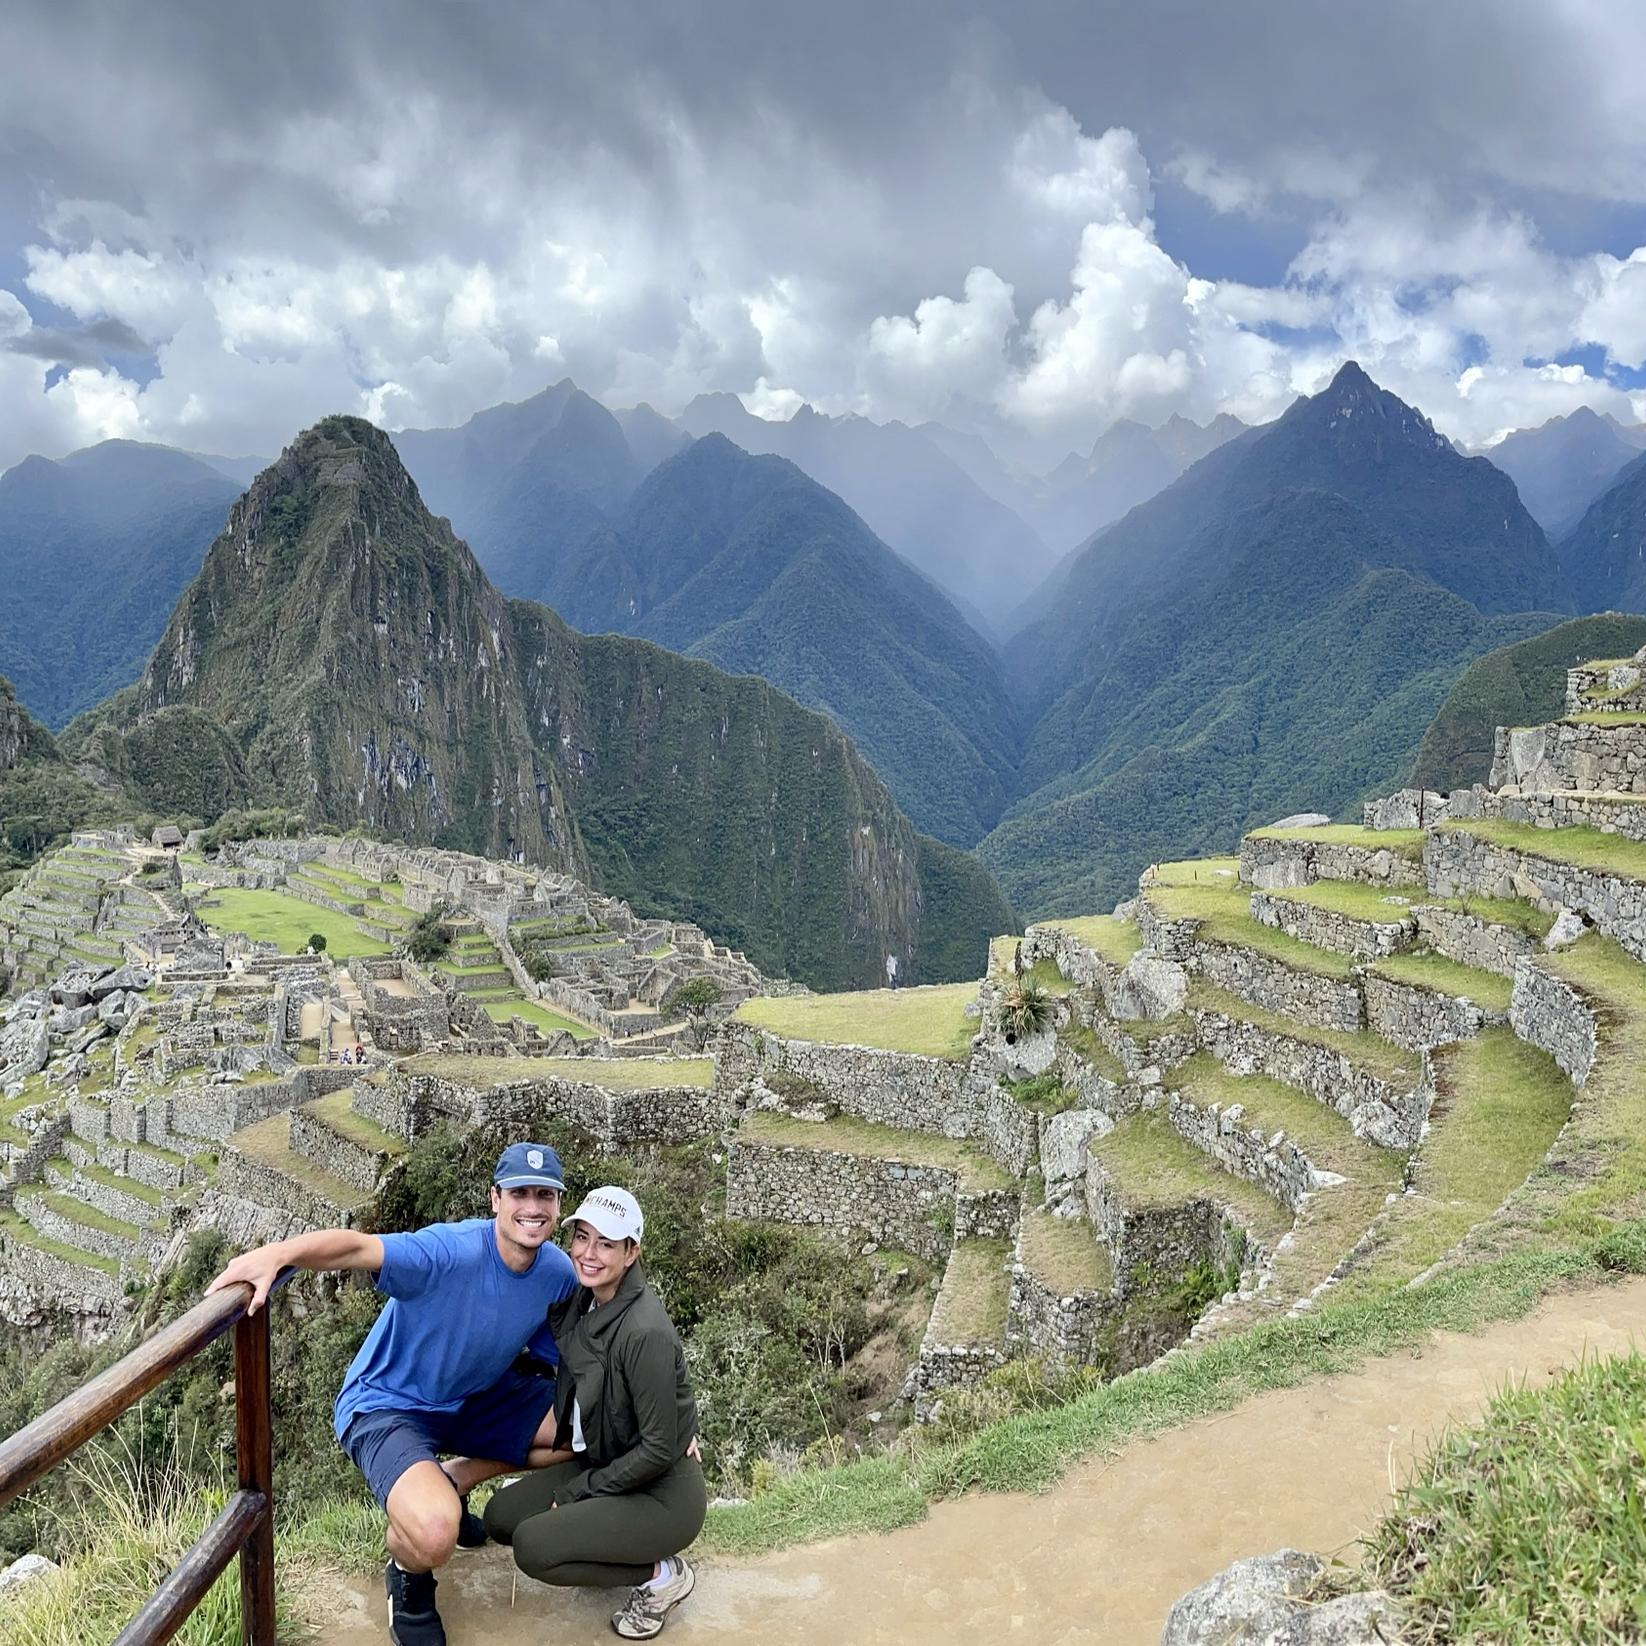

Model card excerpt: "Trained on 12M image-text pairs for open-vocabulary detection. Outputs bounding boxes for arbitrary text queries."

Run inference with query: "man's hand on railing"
[206,1247,287,1315]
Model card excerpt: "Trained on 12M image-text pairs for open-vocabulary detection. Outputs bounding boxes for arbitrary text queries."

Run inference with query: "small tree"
[307,932,328,954]
[671,976,724,1050]
[407,903,452,964]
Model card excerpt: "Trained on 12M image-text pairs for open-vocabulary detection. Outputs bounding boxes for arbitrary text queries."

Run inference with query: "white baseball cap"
[565,1185,644,1241]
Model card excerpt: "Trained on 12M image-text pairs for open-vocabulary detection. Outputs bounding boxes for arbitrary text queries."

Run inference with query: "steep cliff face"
[100,416,1012,987]
[138,419,585,871]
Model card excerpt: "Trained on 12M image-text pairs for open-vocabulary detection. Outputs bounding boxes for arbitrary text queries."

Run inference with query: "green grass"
[1368,949,1514,1013]
[401,1053,713,1090]
[1148,873,1357,980]
[19,1188,141,1241]
[304,1091,405,1156]
[739,1108,1012,1192]
[1446,817,1646,883]
[987,936,1071,994]
[1362,1351,1646,1642]
[1247,824,1426,861]
[478,997,596,1038]
[227,1113,370,1207]
[1088,1109,1293,1249]
[928,1239,1012,1343]
[1018,1209,1112,1295]
[1561,710,1646,726]
[734,983,979,1060]
[1187,980,1421,1087]
[0,1209,119,1275]
[697,1225,1646,1557]
[1265,878,1420,923]
[1061,1023,1129,1085]
[49,1155,167,1208]
[1424,890,1557,941]
[1030,914,1144,967]
[198,888,390,959]
[1334,1028,1572,1301]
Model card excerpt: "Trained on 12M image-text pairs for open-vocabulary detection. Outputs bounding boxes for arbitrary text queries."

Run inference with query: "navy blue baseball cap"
[494,1142,566,1191]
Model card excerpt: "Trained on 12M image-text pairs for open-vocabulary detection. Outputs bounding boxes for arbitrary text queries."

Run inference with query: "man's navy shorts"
[341,1366,558,1507]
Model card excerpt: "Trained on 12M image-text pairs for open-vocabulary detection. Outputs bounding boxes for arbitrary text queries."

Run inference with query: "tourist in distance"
[483,1185,707,1641]
[206,1141,579,1646]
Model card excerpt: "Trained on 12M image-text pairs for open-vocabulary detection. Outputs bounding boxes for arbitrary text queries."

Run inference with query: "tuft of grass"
[733,984,979,1060]
[1362,1350,1646,1642]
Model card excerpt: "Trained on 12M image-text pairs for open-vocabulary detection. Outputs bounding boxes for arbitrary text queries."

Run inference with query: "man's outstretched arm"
[206,1228,386,1314]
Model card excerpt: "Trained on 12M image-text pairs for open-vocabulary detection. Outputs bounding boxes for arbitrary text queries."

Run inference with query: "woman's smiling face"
[569,1221,639,1300]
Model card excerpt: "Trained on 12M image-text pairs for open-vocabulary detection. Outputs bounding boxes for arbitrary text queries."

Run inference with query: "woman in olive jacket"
[484,1186,706,1641]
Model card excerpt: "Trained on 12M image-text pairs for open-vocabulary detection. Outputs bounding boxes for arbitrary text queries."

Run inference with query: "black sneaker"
[454,1492,487,1550]
[384,1560,446,1646]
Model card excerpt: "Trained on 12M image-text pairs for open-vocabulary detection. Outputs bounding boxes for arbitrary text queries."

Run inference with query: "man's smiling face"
[491,1184,562,1252]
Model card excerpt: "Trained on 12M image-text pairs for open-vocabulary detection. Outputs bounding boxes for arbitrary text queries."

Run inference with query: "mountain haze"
[1554,447,1646,614]
[81,417,1014,987]
[983,362,1561,915]
[0,442,241,729]
[1483,406,1646,539]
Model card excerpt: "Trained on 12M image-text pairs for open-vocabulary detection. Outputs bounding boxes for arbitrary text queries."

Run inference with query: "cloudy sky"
[4,0,1646,472]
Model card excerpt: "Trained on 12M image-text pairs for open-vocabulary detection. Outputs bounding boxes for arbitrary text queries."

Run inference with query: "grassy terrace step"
[46,1154,168,1209]
[1444,817,1646,882]
[928,1238,1012,1344]
[733,984,979,1060]
[987,936,1071,994]
[1246,824,1426,860]
[1030,914,1144,967]
[478,998,595,1038]
[16,1187,142,1244]
[1147,861,1355,980]
[402,1053,713,1088]
[1332,1026,1571,1303]
[1061,1024,1129,1086]
[1087,1109,1293,1249]
[1017,1208,1112,1295]
[226,1112,372,1209]
[0,1209,119,1276]
[739,1109,1012,1193]
[1265,880,1422,923]
[303,1089,406,1156]
[1187,981,1421,1088]
[1561,710,1646,726]
[1366,950,1513,1014]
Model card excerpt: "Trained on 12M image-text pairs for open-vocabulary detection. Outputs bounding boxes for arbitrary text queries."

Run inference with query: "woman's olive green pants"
[482,1456,707,1588]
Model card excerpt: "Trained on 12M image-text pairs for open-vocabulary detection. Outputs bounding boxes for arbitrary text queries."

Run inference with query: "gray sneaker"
[610,1558,696,1639]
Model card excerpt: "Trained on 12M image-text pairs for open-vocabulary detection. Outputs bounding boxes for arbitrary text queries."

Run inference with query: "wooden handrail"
[0,1269,293,1644]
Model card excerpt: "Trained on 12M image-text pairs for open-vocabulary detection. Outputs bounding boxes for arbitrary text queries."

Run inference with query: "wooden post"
[233,1306,276,1645]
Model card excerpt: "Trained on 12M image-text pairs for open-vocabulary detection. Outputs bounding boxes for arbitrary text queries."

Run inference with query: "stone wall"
[725,1138,957,1264]
[1361,972,1490,1052]
[1239,835,1423,891]
[1362,789,1452,829]
[1084,1155,1249,1295]
[0,1229,125,1327]
[1509,959,1597,1088]
[1190,938,1366,1033]
[716,1024,974,1140]
[1249,891,1414,959]
[1191,1004,1431,1150]
[1566,658,1643,713]
[1427,828,1646,963]
[970,1075,1041,1178]
[1134,901,1201,962]
[1007,1262,1116,1364]
[1412,905,1539,978]
[1162,1091,1316,1212]
[1468,784,1646,843]
[1021,923,1126,994]
[288,1106,393,1194]
[1491,719,1646,795]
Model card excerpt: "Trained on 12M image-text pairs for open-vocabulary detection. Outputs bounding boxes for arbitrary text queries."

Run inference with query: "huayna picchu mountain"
[983,362,1564,918]
[73,417,1015,989]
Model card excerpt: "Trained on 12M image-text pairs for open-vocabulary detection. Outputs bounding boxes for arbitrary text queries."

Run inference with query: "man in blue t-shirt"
[208,1140,578,1646]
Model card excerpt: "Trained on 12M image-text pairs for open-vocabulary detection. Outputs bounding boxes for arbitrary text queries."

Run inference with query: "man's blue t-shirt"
[334,1218,576,1440]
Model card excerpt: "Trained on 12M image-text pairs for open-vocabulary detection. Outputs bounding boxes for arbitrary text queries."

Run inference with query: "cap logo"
[527,1149,544,1170]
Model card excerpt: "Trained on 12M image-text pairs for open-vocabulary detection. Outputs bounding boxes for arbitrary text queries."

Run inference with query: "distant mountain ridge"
[1482,406,1646,539]
[0,442,241,729]
[1554,445,1646,614]
[73,417,1014,988]
[981,362,1562,915]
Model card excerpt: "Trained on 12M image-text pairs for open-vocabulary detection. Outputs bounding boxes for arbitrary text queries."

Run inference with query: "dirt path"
[315,1276,1646,1646]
